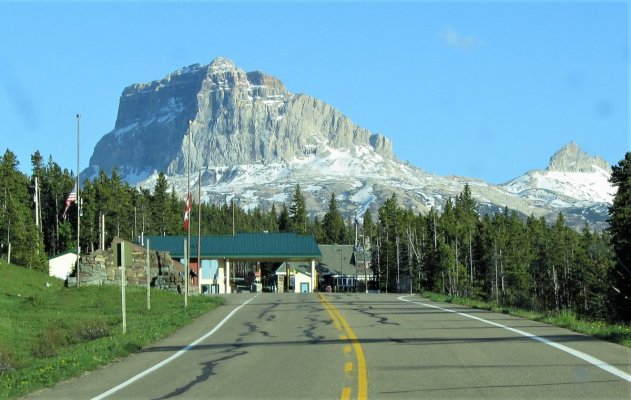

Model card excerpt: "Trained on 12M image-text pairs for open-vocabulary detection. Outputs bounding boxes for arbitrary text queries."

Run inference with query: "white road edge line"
[398,295,631,383]
[92,294,259,400]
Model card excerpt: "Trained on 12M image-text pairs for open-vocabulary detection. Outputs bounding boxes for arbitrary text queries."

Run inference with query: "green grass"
[0,259,224,399]
[421,291,631,348]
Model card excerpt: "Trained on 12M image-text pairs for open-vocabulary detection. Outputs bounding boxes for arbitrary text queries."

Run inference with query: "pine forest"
[1,148,630,323]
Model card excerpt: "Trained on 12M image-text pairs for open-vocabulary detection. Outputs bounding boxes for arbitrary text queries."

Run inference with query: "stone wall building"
[67,238,187,293]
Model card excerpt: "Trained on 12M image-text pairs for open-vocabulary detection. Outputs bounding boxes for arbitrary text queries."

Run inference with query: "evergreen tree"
[309,215,325,243]
[131,187,151,239]
[473,214,496,299]
[278,203,290,232]
[572,225,610,319]
[490,208,511,302]
[608,152,631,321]
[455,184,478,291]
[525,215,550,309]
[587,230,616,319]
[39,156,74,255]
[29,151,46,259]
[502,210,531,307]
[0,150,47,268]
[377,194,400,292]
[151,172,170,235]
[439,198,466,295]
[362,210,374,249]
[423,208,441,291]
[80,179,98,253]
[267,204,279,232]
[289,184,308,234]
[109,167,133,239]
[323,193,346,244]
[167,186,183,235]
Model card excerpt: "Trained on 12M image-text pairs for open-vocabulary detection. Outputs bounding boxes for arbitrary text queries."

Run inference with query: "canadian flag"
[183,193,191,231]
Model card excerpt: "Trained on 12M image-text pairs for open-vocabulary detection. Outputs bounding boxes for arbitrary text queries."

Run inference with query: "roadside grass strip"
[318,294,368,400]
[91,295,258,400]
[398,295,631,383]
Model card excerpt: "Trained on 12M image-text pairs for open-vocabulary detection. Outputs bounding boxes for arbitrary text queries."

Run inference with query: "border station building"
[144,233,322,294]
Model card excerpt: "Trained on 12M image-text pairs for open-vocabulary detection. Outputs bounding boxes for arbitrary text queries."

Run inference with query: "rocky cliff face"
[85,57,393,180]
[87,64,205,180]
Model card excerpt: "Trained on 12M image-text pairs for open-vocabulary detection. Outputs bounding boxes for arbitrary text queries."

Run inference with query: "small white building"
[275,263,314,293]
[48,251,77,280]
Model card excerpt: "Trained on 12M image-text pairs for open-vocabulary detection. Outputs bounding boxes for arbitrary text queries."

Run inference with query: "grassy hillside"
[422,291,631,348]
[0,259,224,399]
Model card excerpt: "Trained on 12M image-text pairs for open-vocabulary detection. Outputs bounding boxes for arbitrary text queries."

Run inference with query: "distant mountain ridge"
[83,57,615,230]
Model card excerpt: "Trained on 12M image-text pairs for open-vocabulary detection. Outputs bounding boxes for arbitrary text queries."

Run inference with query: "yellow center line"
[345,362,354,373]
[344,345,352,354]
[318,293,368,400]
[341,387,351,400]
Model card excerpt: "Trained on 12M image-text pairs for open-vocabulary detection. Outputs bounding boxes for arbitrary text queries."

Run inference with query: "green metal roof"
[318,245,355,274]
[144,233,322,261]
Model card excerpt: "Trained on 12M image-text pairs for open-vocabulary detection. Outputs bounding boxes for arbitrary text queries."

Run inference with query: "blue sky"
[1,1,628,184]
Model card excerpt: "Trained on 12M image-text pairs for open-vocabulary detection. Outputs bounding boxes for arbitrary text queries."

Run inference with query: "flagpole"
[76,113,81,288]
[186,120,192,307]
[197,169,201,292]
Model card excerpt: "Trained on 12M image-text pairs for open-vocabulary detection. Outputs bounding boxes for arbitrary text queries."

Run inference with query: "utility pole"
[76,114,81,287]
[37,177,42,233]
[141,203,145,245]
[33,177,39,228]
[146,239,151,310]
[121,242,127,334]
[101,213,105,251]
[134,206,137,242]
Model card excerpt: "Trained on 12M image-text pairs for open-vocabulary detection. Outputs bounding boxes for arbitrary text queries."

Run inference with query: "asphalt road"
[25,293,631,400]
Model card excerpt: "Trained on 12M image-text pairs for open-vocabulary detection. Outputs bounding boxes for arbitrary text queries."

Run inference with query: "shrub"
[0,345,17,374]
[31,327,67,358]
[68,319,111,343]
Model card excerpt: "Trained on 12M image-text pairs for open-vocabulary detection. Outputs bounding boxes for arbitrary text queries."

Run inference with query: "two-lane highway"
[25,293,631,399]
[336,293,631,399]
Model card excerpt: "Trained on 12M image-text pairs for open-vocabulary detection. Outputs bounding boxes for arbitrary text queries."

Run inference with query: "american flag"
[62,184,77,219]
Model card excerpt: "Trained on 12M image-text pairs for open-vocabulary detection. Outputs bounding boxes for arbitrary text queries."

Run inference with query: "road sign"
[114,242,132,267]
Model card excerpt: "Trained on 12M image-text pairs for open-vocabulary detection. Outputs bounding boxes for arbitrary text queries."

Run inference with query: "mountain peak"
[547,141,609,173]
[208,56,236,74]
[87,57,394,182]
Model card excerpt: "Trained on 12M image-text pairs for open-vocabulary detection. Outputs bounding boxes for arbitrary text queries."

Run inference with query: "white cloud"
[440,26,479,50]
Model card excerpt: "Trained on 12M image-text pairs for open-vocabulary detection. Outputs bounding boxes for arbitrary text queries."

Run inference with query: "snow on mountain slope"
[141,144,539,218]
[502,165,614,206]
[137,139,615,231]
